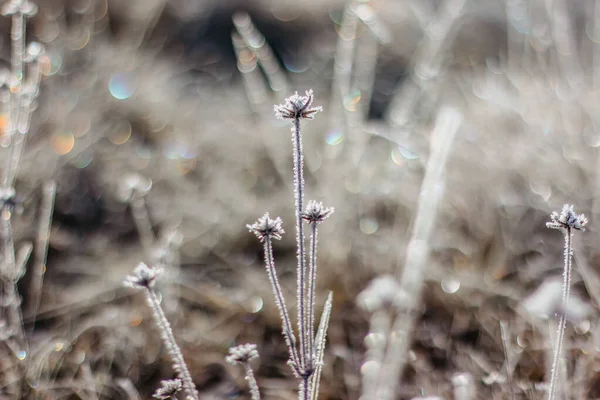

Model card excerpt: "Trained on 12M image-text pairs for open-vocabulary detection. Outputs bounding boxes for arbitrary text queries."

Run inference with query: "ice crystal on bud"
[153,379,182,400]
[274,89,322,120]
[301,201,334,224]
[546,204,588,231]
[247,213,284,242]
[124,263,162,289]
[226,343,259,365]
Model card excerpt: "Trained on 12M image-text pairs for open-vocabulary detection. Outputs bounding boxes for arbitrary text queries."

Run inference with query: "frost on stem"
[544,204,587,400]
[124,263,199,400]
[546,204,588,232]
[274,90,322,120]
[226,344,261,400]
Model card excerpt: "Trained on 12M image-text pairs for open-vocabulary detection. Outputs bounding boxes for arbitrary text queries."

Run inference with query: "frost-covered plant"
[226,344,261,400]
[545,204,587,400]
[124,263,199,400]
[246,90,333,400]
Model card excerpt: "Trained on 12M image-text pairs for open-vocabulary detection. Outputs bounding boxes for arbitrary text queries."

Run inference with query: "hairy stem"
[264,237,300,373]
[547,227,572,400]
[292,116,308,371]
[243,363,261,400]
[144,288,198,400]
[306,222,318,371]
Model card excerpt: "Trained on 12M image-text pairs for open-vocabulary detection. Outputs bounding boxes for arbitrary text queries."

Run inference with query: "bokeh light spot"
[109,73,135,100]
[50,132,75,155]
[325,130,343,145]
[107,120,132,145]
[359,217,378,234]
[441,278,460,294]
[343,89,361,111]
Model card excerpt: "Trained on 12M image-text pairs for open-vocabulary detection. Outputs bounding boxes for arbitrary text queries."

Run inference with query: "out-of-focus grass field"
[3,0,600,398]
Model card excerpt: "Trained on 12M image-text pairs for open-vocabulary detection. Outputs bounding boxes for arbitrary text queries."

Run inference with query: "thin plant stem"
[309,292,333,400]
[292,116,308,371]
[144,288,198,400]
[264,237,300,373]
[547,227,572,400]
[243,363,261,400]
[306,222,318,372]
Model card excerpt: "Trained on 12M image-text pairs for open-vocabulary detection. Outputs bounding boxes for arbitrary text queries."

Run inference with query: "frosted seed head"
[153,379,182,400]
[274,89,322,120]
[247,213,284,242]
[124,262,162,289]
[546,204,588,231]
[226,343,259,365]
[301,200,334,224]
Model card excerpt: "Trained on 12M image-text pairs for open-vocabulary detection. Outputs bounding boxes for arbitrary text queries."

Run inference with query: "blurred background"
[3,0,600,398]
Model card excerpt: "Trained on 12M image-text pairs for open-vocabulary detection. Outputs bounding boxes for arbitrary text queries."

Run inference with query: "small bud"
[546,204,588,231]
[301,200,334,224]
[153,379,182,400]
[247,213,284,242]
[124,262,162,289]
[274,89,322,120]
[226,343,259,365]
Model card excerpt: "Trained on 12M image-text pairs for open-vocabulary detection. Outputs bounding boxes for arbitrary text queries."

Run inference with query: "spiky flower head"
[153,379,182,400]
[226,343,259,365]
[124,262,162,289]
[274,89,322,120]
[546,204,588,231]
[247,213,284,242]
[301,200,334,224]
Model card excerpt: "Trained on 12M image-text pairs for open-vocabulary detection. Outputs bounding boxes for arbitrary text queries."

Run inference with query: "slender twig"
[545,205,587,400]
[124,264,199,400]
[306,222,317,371]
[264,236,301,373]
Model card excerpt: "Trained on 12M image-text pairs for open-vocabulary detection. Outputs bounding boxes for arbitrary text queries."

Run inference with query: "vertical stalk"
[306,222,318,371]
[264,237,300,372]
[243,363,261,400]
[145,288,198,400]
[547,227,572,400]
[292,117,308,371]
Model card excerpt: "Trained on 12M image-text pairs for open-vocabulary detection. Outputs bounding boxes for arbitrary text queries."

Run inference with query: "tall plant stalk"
[247,90,334,400]
[545,205,587,400]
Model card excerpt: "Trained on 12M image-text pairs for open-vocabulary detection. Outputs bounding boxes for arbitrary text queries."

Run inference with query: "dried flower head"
[301,200,334,224]
[274,89,322,120]
[124,263,162,289]
[247,213,284,242]
[357,275,407,312]
[153,379,183,400]
[546,204,588,231]
[226,343,259,365]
